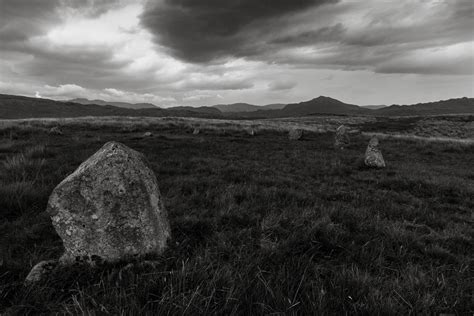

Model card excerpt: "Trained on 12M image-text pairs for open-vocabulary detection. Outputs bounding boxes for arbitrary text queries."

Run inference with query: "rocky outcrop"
[364,137,386,168]
[142,132,153,137]
[47,141,171,264]
[334,125,350,149]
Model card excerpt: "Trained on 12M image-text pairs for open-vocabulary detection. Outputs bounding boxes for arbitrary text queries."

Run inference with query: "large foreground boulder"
[364,137,386,168]
[288,129,303,140]
[47,141,171,264]
[334,125,350,149]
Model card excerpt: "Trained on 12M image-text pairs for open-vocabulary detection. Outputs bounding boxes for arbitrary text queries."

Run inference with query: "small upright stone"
[334,125,350,149]
[246,128,256,136]
[288,129,303,141]
[47,141,171,264]
[25,260,58,284]
[48,126,63,136]
[364,137,386,168]
[193,128,200,135]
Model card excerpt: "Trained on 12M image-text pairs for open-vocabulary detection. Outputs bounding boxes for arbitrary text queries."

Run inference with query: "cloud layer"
[141,0,474,75]
[0,0,473,106]
[140,0,337,62]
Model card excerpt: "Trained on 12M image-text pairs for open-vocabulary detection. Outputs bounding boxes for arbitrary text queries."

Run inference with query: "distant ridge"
[227,96,474,117]
[70,98,158,110]
[213,103,286,113]
[0,94,222,119]
[361,105,387,110]
[0,93,472,119]
[375,97,474,116]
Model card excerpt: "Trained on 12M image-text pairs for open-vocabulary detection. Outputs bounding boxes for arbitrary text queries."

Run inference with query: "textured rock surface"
[334,125,350,149]
[364,137,386,168]
[25,260,58,284]
[49,126,63,135]
[288,129,303,140]
[47,141,171,264]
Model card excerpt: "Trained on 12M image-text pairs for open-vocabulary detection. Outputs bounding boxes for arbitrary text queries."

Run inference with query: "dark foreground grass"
[0,123,473,315]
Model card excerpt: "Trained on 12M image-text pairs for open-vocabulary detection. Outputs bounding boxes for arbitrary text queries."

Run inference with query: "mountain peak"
[312,96,343,103]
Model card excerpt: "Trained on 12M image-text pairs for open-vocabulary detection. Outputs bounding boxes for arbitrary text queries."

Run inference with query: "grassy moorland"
[0,117,473,315]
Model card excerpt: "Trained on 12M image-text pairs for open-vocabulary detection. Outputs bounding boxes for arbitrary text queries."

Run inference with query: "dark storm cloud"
[271,24,345,45]
[140,0,473,76]
[140,0,338,63]
[0,0,61,42]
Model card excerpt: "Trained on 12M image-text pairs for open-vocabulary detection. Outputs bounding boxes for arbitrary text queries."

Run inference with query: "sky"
[0,0,473,108]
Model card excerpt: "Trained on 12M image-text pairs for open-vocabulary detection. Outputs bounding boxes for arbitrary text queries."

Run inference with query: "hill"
[1,94,473,120]
[228,96,474,118]
[0,94,222,119]
[376,97,474,116]
[213,103,286,113]
[70,98,158,110]
[281,96,370,116]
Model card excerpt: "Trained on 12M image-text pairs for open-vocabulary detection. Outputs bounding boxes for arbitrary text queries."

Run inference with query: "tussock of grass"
[0,143,55,220]
[0,117,473,314]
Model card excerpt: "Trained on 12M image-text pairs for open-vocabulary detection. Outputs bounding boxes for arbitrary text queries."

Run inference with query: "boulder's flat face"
[334,125,350,149]
[364,137,386,168]
[47,141,170,264]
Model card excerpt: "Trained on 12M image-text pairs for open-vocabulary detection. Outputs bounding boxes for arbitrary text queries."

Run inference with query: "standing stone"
[193,128,200,135]
[288,129,303,141]
[334,125,350,149]
[47,141,171,264]
[25,260,58,284]
[48,126,63,136]
[142,132,153,137]
[364,137,386,168]
[246,128,256,136]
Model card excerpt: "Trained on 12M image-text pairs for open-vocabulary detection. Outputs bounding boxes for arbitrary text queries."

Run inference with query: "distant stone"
[142,132,153,137]
[288,129,303,140]
[47,141,171,264]
[193,128,200,135]
[364,137,386,168]
[334,125,350,149]
[246,128,256,136]
[48,126,63,136]
[25,260,58,284]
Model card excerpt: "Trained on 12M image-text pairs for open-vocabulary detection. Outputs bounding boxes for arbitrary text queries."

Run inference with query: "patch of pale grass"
[2,153,45,182]
[0,115,370,135]
[362,132,474,145]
